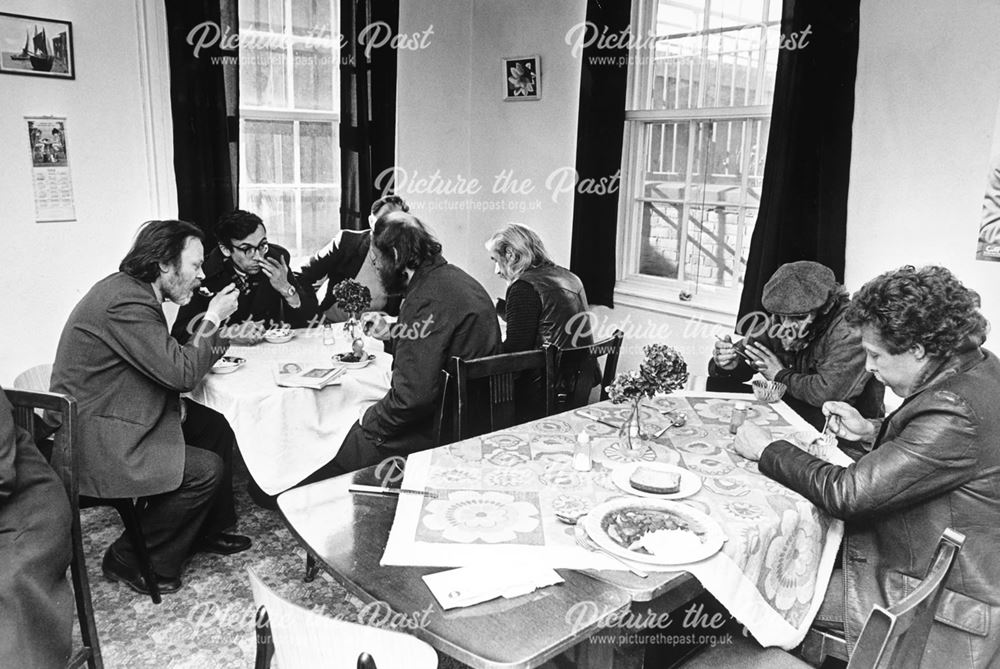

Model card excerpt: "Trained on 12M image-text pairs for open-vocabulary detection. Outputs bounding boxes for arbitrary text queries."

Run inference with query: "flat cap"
[761,261,837,315]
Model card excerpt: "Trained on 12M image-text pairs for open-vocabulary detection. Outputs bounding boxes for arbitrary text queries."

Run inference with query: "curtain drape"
[340,0,399,231]
[736,0,861,323]
[568,0,631,308]
[164,0,238,245]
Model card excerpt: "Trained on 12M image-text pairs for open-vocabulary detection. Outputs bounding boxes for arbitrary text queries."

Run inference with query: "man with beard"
[172,209,317,344]
[709,261,883,428]
[51,220,251,596]
[324,211,501,474]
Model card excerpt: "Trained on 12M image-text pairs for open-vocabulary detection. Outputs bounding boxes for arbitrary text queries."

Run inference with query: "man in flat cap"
[709,260,884,428]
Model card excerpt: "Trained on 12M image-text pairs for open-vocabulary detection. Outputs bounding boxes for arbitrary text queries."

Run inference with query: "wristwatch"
[284,285,296,298]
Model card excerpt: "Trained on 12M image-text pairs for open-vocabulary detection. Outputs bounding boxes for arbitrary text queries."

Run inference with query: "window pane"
[244,121,294,184]
[292,0,332,37]
[241,46,288,108]
[300,188,339,255]
[639,202,682,279]
[240,0,285,33]
[300,122,336,184]
[643,122,690,196]
[242,189,296,244]
[293,45,335,110]
[686,205,744,287]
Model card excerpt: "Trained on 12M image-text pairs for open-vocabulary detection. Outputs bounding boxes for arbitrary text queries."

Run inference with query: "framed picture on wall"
[503,55,540,101]
[0,12,75,79]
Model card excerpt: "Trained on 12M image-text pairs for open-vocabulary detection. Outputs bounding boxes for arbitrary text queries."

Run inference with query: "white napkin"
[422,564,563,610]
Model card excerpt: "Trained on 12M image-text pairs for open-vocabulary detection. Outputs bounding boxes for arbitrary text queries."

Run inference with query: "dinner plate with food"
[210,356,246,374]
[263,327,294,344]
[611,462,702,499]
[583,498,725,565]
[332,352,376,370]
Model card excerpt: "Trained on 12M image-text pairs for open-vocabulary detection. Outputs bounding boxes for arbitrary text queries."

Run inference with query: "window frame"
[237,0,340,260]
[615,0,779,324]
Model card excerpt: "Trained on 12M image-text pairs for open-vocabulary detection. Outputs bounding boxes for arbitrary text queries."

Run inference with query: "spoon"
[572,525,649,578]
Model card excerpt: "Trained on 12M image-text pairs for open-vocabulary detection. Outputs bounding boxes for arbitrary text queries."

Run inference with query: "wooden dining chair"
[248,567,438,669]
[680,527,965,669]
[13,364,162,604]
[447,346,556,441]
[4,387,103,669]
[554,329,624,412]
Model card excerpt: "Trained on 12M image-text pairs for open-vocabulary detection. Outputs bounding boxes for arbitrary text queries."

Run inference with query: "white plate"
[211,356,245,374]
[583,498,725,565]
[264,330,294,344]
[333,352,375,370]
[611,462,702,500]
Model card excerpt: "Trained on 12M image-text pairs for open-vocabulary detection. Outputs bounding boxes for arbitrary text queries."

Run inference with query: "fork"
[574,528,649,578]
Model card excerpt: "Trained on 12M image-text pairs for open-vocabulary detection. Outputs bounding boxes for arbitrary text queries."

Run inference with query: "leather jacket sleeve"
[760,390,980,520]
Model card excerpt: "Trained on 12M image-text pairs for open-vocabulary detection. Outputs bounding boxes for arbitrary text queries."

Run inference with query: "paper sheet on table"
[422,564,563,610]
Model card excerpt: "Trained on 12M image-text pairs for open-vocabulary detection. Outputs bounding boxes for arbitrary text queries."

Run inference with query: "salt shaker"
[572,432,592,471]
[729,402,747,435]
[322,323,336,346]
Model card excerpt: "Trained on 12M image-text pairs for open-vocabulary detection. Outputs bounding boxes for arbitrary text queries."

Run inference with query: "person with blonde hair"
[485,223,597,415]
[485,223,593,352]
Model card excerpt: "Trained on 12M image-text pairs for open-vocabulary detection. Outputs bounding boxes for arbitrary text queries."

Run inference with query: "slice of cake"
[629,467,682,494]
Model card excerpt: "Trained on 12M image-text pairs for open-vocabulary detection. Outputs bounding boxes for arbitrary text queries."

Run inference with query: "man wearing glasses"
[172,209,317,343]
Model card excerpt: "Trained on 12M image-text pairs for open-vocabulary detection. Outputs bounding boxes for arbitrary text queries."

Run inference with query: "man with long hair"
[327,212,500,473]
[51,220,251,596]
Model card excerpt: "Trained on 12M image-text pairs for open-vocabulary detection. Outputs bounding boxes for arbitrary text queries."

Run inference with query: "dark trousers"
[111,401,238,577]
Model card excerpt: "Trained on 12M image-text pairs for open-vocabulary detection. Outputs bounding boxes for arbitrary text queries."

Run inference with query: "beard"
[163,272,196,305]
[377,262,409,294]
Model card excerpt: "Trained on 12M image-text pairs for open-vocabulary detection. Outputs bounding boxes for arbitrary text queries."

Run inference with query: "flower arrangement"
[607,343,689,403]
[607,344,688,459]
[330,279,372,323]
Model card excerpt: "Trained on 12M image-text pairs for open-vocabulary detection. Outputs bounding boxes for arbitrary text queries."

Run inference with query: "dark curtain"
[569,0,631,307]
[737,0,861,323]
[164,0,238,245]
[340,0,399,230]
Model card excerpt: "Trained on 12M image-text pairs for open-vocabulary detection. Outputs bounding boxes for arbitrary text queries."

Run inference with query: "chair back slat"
[449,346,556,441]
[555,329,624,410]
[847,528,965,669]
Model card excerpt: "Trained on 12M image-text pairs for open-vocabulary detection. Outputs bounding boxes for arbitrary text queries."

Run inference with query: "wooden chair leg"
[304,554,319,582]
[115,501,161,604]
[255,606,274,669]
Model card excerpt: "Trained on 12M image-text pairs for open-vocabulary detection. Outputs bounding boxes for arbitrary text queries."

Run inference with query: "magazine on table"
[273,362,344,390]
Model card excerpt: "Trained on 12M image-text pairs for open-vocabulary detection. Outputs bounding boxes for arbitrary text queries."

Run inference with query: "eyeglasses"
[232,240,269,257]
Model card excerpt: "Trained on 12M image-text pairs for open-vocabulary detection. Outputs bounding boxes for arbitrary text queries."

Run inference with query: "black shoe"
[194,532,252,555]
[102,548,181,595]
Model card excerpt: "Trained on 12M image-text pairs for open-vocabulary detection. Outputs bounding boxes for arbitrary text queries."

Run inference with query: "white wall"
[847,0,1000,333]
[0,0,173,384]
[397,0,588,299]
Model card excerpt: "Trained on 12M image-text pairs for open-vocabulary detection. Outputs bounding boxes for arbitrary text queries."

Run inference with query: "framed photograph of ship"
[0,12,74,79]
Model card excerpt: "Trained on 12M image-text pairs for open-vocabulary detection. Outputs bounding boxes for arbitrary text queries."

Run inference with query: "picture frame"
[503,55,540,101]
[0,12,75,79]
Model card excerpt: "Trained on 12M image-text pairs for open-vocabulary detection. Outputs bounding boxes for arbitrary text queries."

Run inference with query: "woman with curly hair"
[732,265,1000,668]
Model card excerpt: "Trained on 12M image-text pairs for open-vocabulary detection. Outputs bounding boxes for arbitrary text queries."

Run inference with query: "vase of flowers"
[330,279,372,361]
[606,343,689,461]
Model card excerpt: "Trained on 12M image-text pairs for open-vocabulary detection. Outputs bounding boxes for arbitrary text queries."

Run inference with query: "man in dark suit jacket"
[172,209,317,343]
[328,212,501,474]
[0,392,72,668]
[295,195,408,319]
[51,220,250,596]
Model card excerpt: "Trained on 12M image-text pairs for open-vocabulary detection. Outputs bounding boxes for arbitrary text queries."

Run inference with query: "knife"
[348,484,438,499]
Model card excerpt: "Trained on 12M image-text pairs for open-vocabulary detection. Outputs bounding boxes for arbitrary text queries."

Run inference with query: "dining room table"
[186,326,393,494]
[277,390,853,668]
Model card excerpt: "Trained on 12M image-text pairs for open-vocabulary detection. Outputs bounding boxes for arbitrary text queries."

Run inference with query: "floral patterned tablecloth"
[381,391,851,648]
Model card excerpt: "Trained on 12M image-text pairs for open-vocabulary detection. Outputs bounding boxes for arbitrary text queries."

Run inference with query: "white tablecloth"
[188,329,392,494]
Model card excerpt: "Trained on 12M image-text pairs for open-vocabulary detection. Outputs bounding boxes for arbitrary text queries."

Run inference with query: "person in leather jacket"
[733,265,999,668]
[710,261,884,429]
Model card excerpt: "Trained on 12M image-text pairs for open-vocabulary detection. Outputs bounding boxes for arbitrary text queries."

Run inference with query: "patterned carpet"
[79,458,472,669]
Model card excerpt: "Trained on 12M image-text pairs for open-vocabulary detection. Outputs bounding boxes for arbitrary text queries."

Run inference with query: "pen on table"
[348,484,438,499]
